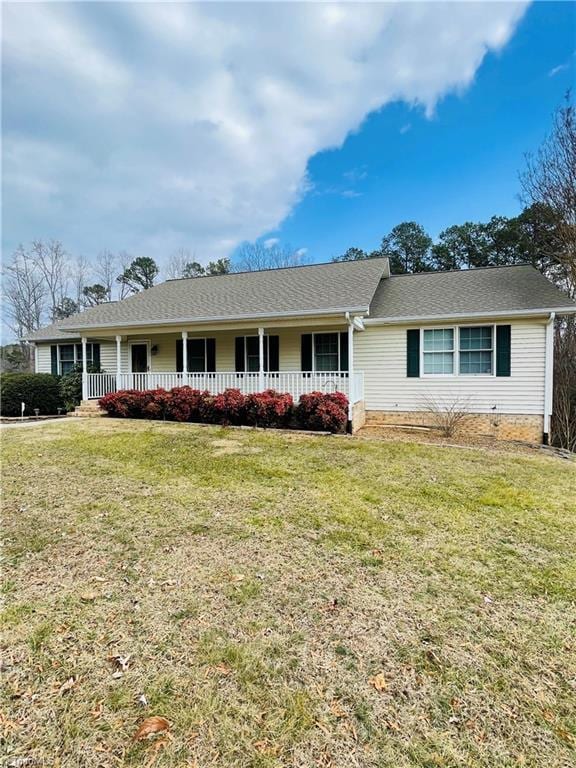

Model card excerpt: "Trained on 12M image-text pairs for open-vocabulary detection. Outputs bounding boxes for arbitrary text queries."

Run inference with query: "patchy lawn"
[1,419,575,768]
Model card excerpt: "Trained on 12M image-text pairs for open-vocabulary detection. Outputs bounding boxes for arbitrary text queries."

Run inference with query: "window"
[423,328,454,375]
[188,339,207,372]
[314,333,339,371]
[57,343,99,374]
[459,326,493,375]
[241,336,269,372]
[59,344,76,375]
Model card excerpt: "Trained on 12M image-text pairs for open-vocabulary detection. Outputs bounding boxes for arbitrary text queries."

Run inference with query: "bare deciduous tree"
[70,253,92,307]
[2,245,47,369]
[30,239,69,321]
[95,250,117,301]
[166,248,196,279]
[235,242,308,272]
[521,94,576,451]
[520,93,576,296]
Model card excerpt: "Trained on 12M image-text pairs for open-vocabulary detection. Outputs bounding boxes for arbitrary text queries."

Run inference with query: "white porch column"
[81,336,88,401]
[258,327,265,391]
[115,335,122,391]
[182,330,188,385]
[347,319,354,423]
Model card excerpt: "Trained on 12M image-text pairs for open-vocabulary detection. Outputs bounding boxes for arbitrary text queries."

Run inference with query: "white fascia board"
[363,307,576,326]
[59,305,371,332]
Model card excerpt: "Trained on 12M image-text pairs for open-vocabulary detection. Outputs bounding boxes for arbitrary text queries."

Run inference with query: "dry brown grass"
[1,419,575,767]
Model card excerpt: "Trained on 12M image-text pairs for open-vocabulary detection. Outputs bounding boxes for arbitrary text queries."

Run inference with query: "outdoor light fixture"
[151,345,159,355]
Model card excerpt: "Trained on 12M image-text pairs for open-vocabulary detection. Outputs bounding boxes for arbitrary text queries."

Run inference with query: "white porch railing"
[86,371,364,403]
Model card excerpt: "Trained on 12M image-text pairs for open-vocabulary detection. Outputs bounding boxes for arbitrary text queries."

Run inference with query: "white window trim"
[56,342,97,375]
[311,331,342,373]
[420,324,498,378]
[128,340,151,373]
[185,337,209,373]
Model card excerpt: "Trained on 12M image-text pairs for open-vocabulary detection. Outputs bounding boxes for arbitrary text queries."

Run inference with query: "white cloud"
[263,238,280,249]
[2,2,528,263]
[548,63,569,78]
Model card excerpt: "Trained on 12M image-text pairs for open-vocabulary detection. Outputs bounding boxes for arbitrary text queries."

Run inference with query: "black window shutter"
[339,332,349,372]
[93,343,101,369]
[406,329,420,377]
[301,334,312,372]
[176,339,183,372]
[235,337,245,372]
[496,325,511,377]
[206,338,216,372]
[268,335,279,372]
[50,345,58,375]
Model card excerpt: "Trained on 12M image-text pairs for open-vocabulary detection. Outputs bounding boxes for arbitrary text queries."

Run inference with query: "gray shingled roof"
[26,258,390,339]
[26,261,575,341]
[368,265,576,321]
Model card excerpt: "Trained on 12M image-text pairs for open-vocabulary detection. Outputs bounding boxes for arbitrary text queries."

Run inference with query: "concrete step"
[70,402,107,418]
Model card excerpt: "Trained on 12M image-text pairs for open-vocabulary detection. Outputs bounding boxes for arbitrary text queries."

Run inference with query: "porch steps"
[69,400,107,418]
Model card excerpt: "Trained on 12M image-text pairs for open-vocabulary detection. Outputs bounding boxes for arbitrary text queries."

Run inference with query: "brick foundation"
[364,410,544,444]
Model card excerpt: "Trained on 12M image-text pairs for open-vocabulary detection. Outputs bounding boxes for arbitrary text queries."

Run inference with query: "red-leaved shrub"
[296,391,348,433]
[164,387,207,422]
[244,389,293,428]
[209,388,246,425]
[100,386,348,433]
[99,389,156,418]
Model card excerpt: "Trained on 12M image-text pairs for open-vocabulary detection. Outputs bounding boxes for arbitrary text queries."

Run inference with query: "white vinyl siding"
[354,319,547,415]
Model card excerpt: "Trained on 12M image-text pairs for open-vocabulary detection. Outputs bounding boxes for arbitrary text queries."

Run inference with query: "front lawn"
[2,420,575,767]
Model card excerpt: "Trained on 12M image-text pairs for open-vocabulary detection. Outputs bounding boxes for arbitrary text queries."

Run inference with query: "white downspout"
[543,312,555,444]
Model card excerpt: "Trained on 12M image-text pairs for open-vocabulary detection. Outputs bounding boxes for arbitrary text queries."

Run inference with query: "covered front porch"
[80,322,365,410]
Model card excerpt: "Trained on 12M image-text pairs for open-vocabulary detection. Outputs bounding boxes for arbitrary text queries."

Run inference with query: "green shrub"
[60,363,103,410]
[0,373,65,417]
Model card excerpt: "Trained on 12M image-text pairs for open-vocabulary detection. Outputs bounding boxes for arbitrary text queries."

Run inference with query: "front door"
[130,343,148,373]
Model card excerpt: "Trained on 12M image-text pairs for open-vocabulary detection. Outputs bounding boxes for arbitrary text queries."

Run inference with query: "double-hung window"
[245,336,267,372]
[421,326,495,376]
[459,326,494,375]
[187,338,208,373]
[57,343,99,374]
[422,329,454,375]
[314,333,339,372]
[59,344,76,375]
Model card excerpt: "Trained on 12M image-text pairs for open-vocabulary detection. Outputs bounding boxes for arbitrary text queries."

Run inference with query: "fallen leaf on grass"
[132,716,170,742]
[90,701,104,719]
[368,672,387,692]
[58,677,77,695]
[144,735,172,767]
[80,591,98,602]
[254,740,279,756]
[329,700,347,719]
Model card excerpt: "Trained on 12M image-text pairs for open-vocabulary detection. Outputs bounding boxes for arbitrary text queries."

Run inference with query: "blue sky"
[2,1,574,273]
[269,1,576,261]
